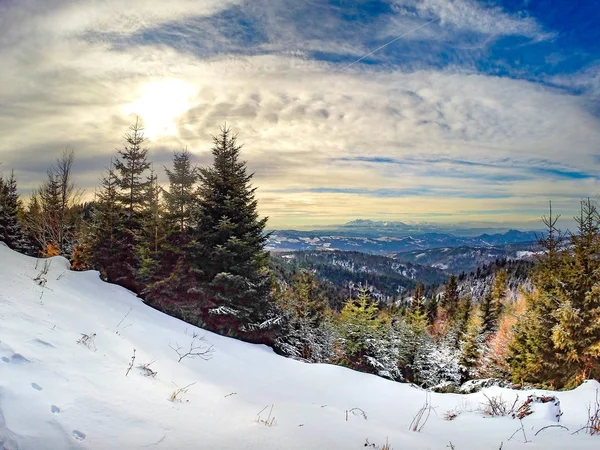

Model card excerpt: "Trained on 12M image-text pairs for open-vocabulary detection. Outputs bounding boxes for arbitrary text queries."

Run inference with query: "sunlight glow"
[123,79,195,140]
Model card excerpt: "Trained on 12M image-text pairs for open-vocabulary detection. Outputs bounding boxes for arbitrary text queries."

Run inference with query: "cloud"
[0,0,598,228]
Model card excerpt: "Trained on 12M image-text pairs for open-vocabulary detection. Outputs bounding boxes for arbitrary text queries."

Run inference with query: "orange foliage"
[479,295,526,377]
[43,242,61,257]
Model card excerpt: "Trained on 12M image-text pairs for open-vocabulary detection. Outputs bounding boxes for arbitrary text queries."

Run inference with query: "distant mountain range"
[267,224,539,255]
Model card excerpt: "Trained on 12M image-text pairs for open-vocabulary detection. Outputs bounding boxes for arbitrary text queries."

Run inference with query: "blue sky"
[0,0,599,228]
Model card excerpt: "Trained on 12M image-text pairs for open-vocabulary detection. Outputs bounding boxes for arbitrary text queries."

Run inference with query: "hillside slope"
[0,244,598,449]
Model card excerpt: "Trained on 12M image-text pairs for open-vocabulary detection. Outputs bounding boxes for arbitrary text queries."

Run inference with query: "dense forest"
[1,121,598,390]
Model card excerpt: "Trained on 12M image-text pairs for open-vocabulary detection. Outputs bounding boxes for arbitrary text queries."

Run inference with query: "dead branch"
[534,424,569,436]
[346,407,367,421]
[169,335,214,362]
[169,381,196,402]
[125,348,136,376]
[508,419,529,443]
[410,393,436,432]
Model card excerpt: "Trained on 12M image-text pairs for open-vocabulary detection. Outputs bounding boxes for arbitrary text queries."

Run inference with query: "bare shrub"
[572,389,600,436]
[169,333,214,362]
[256,404,276,427]
[138,360,157,377]
[345,407,367,421]
[169,382,196,402]
[481,394,518,417]
[410,393,436,432]
[76,332,97,351]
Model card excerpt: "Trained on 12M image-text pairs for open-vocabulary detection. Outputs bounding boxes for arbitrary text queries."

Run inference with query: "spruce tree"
[114,118,151,224]
[441,275,460,321]
[0,171,26,252]
[338,289,383,370]
[186,126,274,343]
[164,149,198,234]
[508,203,565,387]
[105,119,152,292]
[411,282,425,313]
[550,199,600,386]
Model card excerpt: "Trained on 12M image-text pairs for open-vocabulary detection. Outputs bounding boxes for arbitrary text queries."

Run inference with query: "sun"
[123,79,195,141]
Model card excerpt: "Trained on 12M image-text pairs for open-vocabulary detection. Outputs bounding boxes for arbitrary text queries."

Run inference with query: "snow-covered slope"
[0,243,598,449]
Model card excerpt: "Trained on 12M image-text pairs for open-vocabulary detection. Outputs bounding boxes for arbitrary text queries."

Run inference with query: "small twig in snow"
[125,349,136,376]
[534,424,569,436]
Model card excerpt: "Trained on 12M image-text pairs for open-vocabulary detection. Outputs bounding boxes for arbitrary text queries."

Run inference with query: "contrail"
[341,17,439,71]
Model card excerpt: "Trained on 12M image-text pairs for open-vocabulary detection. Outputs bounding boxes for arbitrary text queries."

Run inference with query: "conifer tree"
[441,275,460,321]
[186,126,274,343]
[411,282,425,313]
[114,118,151,225]
[337,289,383,370]
[508,203,566,386]
[276,270,333,362]
[426,296,438,325]
[0,171,27,252]
[164,149,198,234]
[550,199,600,386]
[453,295,472,349]
[104,119,152,292]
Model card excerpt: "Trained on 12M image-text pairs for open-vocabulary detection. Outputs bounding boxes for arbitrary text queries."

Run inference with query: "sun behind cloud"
[123,79,195,141]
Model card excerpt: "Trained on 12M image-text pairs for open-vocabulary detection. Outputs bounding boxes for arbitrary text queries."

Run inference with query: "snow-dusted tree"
[337,289,384,372]
[183,126,274,343]
[275,270,336,363]
[413,335,464,389]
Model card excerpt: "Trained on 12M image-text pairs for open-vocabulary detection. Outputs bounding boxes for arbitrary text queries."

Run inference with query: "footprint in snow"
[72,430,86,441]
[51,405,60,414]
[34,338,55,348]
[31,383,43,391]
[1,353,30,364]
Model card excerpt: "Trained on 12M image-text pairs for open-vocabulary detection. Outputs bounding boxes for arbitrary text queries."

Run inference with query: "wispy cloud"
[0,0,598,228]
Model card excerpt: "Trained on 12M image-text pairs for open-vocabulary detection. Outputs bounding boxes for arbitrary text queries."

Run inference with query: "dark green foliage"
[441,275,459,320]
[146,126,275,344]
[114,119,151,224]
[187,126,273,342]
[163,149,198,234]
[0,171,27,252]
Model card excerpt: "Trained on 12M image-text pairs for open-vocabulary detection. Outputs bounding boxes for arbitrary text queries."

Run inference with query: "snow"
[0,244,599,449]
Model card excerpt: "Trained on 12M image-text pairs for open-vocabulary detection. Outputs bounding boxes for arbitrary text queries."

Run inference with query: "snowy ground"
[0,243,599,450]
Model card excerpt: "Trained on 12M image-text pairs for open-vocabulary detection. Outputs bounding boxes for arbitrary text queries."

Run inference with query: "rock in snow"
[0,244,599,449]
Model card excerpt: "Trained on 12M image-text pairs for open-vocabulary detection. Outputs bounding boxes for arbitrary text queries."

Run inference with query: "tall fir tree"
[184,126,274,343]
[114,118,151,224]
[107,119,152,292]
[550,199,600,386]
[163,149,198,234]
[508,202,566,387]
